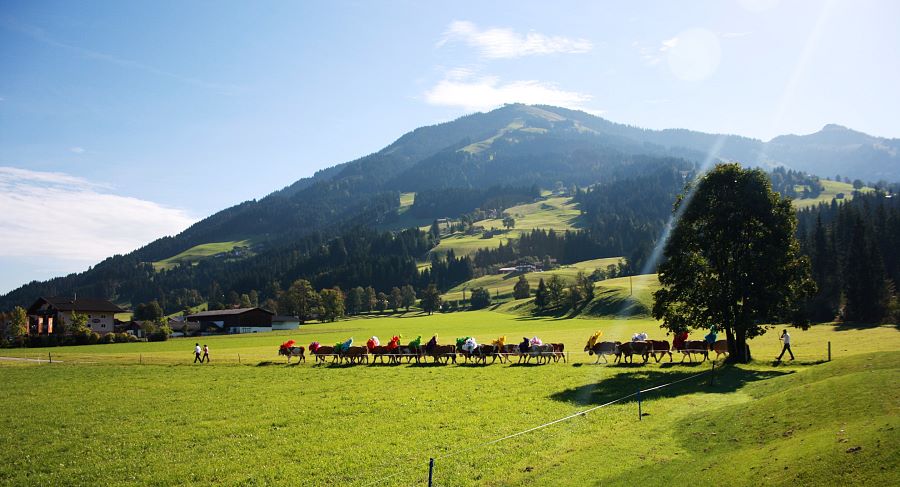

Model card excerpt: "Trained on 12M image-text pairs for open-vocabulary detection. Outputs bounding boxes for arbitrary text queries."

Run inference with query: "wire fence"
[0,339,835,367]
[362,368,714,486]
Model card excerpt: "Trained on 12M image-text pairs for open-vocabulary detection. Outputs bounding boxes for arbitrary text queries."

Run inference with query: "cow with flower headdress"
[368,335,402,364]
[309,341,336,363]
[425,334,457,364]
[278,340,305,363]
[399,336,423,364]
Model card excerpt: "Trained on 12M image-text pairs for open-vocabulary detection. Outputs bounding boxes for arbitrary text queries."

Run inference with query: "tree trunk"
[734,328,751,363]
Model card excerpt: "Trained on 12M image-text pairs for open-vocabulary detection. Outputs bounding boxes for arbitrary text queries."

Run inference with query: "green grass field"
[151,240,256,271]
[442,257,623,302]
[1,311,897,486]
[791,180,873,210]
[427,196,582,262]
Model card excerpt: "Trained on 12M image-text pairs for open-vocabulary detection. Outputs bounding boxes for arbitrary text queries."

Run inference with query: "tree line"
[796,187,900,323]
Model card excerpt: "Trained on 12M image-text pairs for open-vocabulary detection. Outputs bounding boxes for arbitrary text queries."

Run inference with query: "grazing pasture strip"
[356,369,711,487]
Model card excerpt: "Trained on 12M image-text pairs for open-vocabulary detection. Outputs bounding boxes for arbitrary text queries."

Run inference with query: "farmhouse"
[272,315,302,330]
[185,307,274,334]
[26,296,124,335]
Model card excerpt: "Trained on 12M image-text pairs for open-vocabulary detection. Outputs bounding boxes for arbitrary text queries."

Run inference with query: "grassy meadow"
[428,196,582,260]
[1,310,898,486]
[441,257,623,303]
[151,240,256,271]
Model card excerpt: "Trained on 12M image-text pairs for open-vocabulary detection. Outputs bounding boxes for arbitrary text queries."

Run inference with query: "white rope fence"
[363,368,713,486]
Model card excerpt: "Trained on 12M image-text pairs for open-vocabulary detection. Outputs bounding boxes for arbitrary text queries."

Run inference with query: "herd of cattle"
[277,333,729,365]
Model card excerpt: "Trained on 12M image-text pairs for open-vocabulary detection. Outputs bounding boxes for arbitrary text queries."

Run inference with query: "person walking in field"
[194,343,202,363]
[202,344,210,363]
[776,329,794,361]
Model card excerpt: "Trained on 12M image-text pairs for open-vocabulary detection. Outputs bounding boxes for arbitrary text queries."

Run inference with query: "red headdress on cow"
[280,340,296,351]
[387,335,401,350]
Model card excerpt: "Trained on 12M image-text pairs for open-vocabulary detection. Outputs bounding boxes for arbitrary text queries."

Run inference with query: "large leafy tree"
[8,306,27,338]
[282,279,322,323]
[319,287,345,322]
[652,163,815,363]
[513,275,531,299]
[420,284,442,315]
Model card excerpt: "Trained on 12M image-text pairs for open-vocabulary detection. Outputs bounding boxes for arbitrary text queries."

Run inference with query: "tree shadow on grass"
[832,321,898,331]
[551,366,792,406]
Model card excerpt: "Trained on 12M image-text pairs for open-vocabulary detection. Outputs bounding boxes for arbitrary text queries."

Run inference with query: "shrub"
[100,333,116,344]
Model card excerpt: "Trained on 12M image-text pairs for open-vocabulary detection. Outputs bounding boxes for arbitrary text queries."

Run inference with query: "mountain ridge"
[2,104,897,309]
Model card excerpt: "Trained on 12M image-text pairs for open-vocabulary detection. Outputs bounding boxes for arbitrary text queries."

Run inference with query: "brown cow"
[500,344,520,363]
[549,343,566,363]
[398,345,423,364]
[473,344,499,365]
[616,341,650,364]
[712,340,729,360]
[679,340,709,363]
[427,344,457,364]
[646,340,673,362]
[587,341,619,364]
[369,345,397,364]
[312,345,335,363]
[340,346,369,364]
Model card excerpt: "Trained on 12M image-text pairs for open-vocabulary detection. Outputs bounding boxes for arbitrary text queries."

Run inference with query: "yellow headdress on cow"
[587,330,603,348]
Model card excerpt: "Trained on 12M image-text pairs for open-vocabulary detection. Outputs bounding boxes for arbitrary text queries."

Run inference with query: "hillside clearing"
[427,196,582,261]
[151,239,256,271]
[442,257,624,302]
[791,179,873,210]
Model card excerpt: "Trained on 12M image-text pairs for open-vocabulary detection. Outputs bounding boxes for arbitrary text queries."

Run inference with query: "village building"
[185,307,274,334]
[26,296,124,335]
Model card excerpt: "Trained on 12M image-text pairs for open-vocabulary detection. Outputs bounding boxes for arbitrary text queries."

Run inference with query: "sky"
[1,0,899,294]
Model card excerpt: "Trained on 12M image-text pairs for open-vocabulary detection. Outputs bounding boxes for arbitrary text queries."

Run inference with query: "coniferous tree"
[843,218,890,322]
[534,278,548,312]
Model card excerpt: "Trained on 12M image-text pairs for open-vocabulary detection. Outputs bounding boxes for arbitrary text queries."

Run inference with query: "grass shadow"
[551,366,793,406]
[832,321,897,331]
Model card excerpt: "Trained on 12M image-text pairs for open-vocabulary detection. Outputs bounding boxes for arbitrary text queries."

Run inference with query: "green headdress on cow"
[408,336,422,349]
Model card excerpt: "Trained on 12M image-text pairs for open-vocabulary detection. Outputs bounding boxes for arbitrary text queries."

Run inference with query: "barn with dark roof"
[185,307,274,334]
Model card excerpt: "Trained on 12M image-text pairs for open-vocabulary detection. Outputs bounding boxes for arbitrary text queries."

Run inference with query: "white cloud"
[438,20,592,59]
[424,74,592,112]
[721,31,752,38]
[0,167,196,261]
[69,146,86,154]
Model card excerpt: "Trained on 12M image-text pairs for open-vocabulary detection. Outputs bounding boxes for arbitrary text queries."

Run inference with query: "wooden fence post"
[637,389,642,421]
[827,341,831,361]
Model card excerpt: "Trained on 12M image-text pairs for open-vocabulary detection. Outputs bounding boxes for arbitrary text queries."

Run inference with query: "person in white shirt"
[194,343,203,363]
[776,329,794,361]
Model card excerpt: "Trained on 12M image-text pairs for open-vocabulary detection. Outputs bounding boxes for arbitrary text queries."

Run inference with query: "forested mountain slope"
[2,104,896,311]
